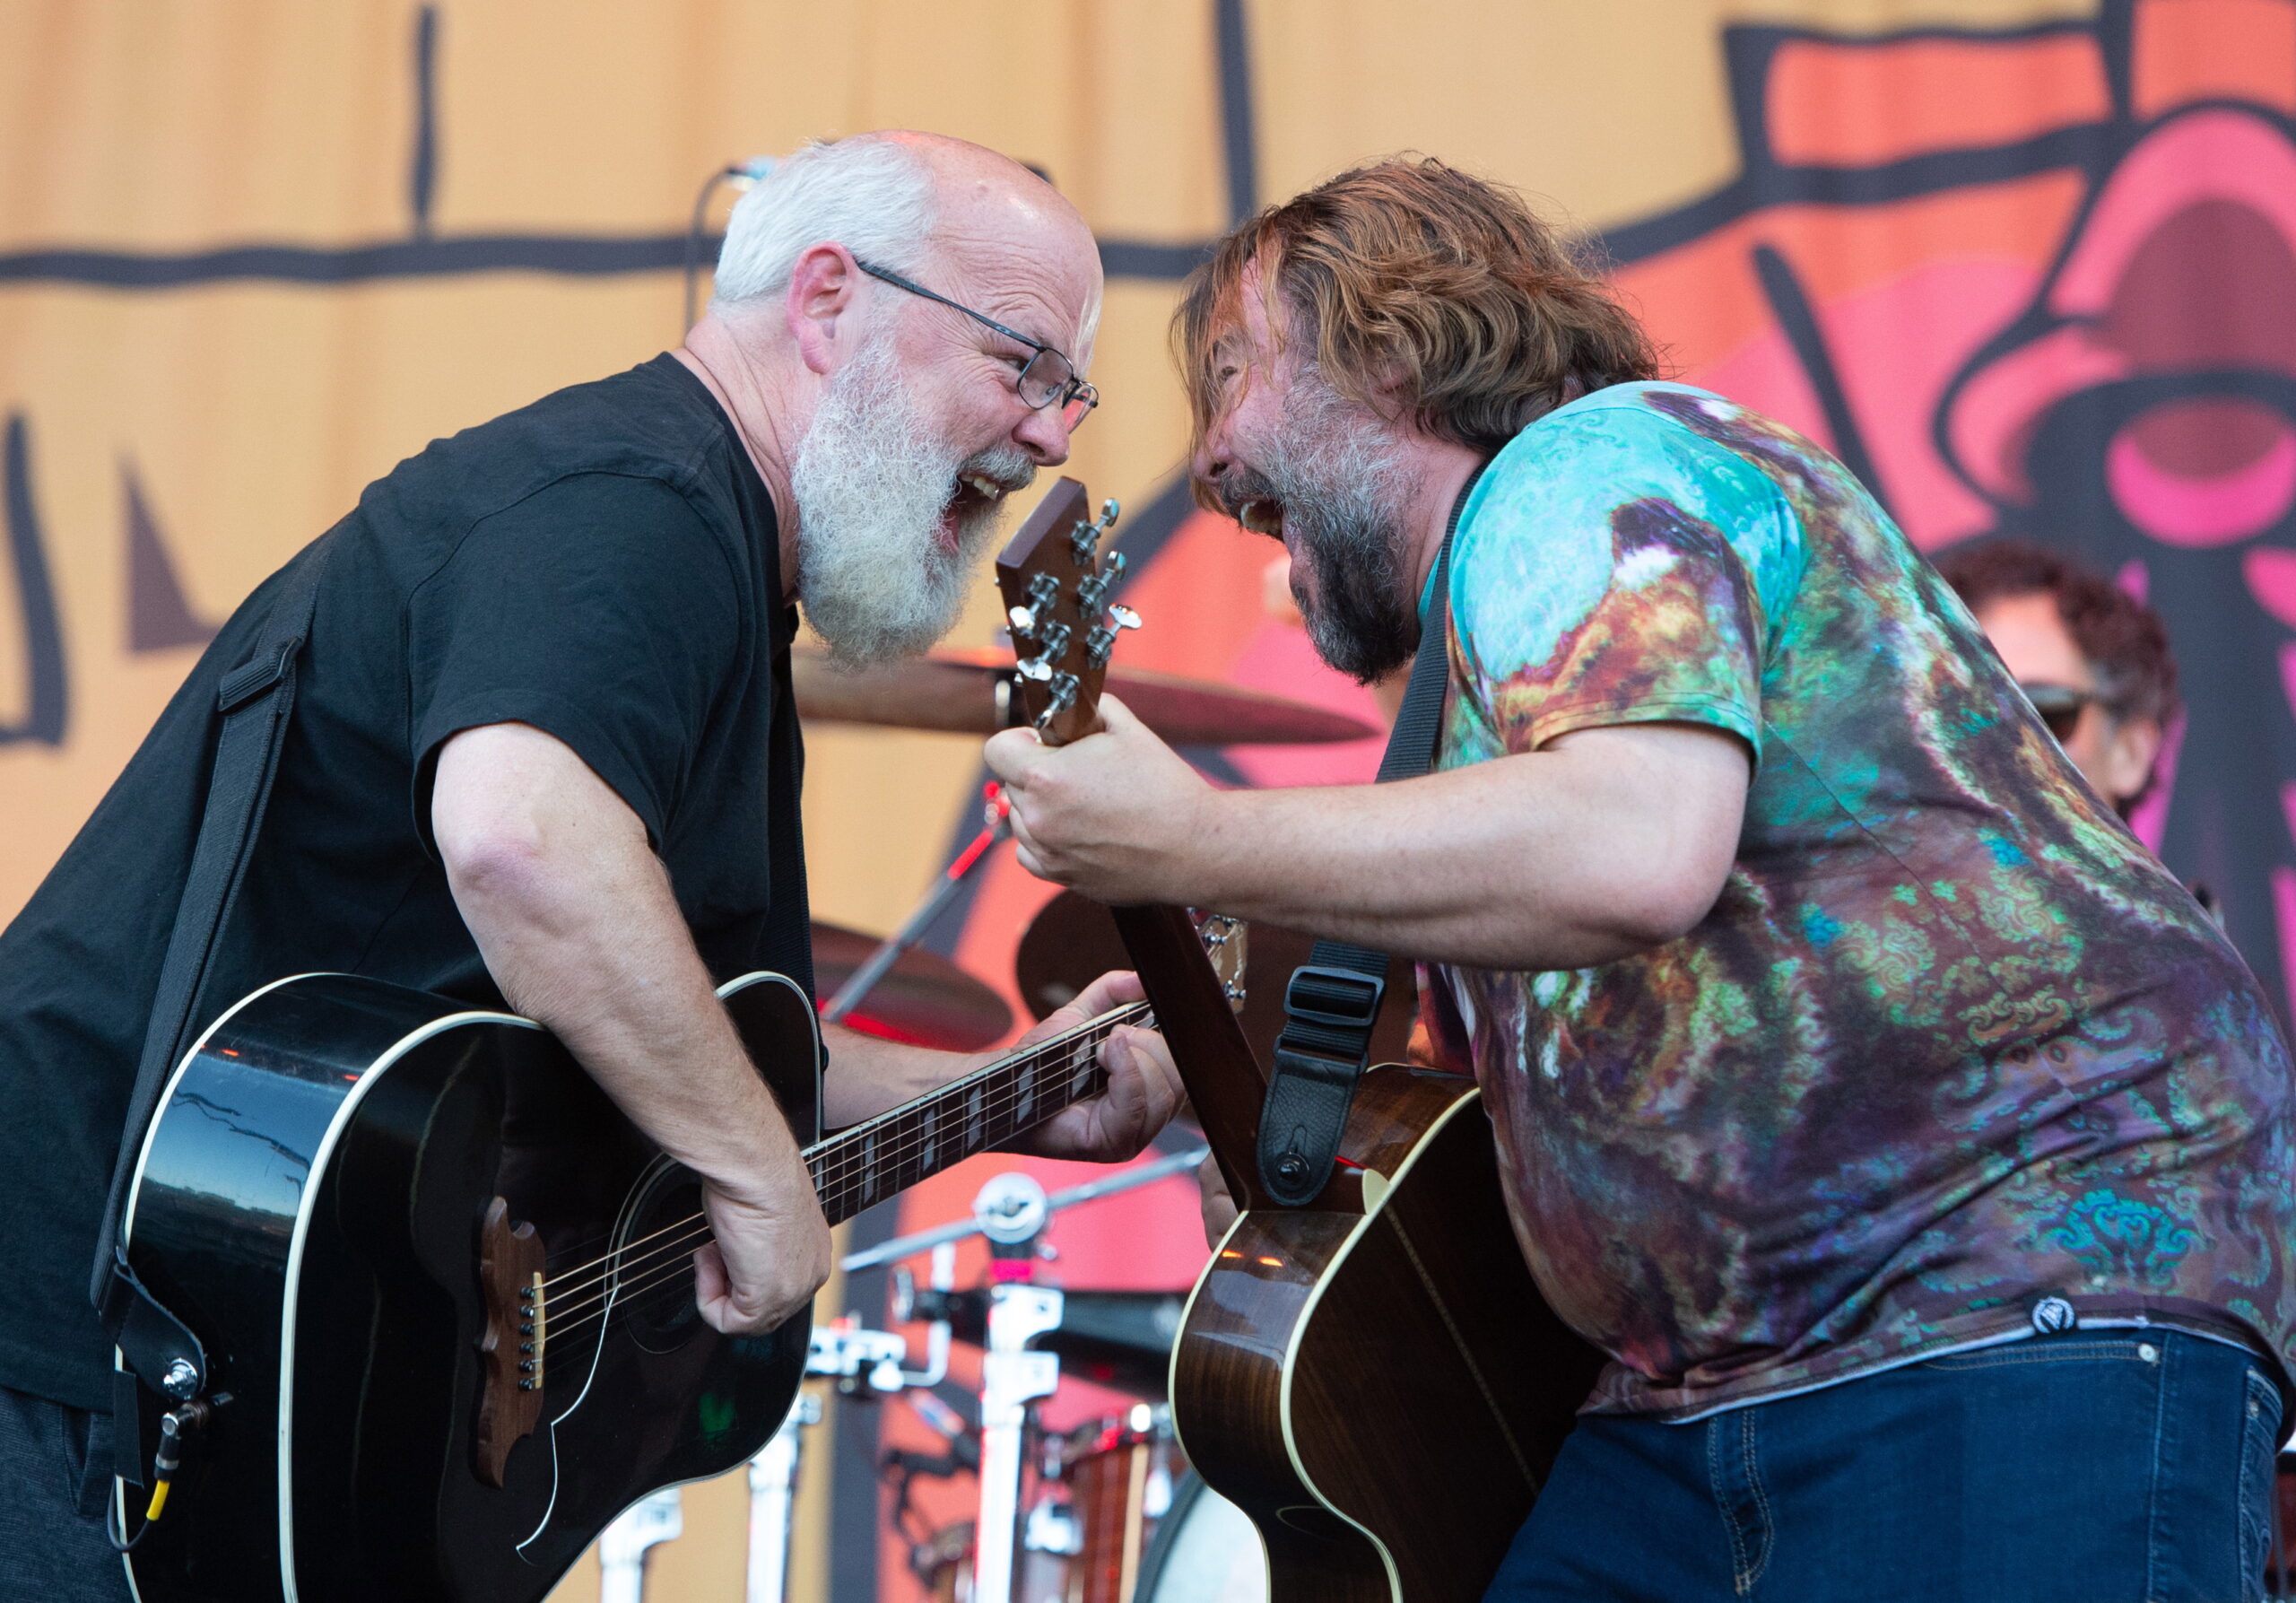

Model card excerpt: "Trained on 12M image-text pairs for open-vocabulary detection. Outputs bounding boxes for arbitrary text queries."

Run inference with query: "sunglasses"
[2018,682,2098,744]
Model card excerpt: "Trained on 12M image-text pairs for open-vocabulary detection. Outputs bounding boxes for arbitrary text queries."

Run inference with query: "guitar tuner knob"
[1007,604,1038,635]
[1085,625,1116,666]
[1015,656,1053,683]
[1107,604,1142,630]
[1034,622,1073,662]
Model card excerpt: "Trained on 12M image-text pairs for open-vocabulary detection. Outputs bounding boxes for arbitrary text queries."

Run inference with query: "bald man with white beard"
[0,132,1179,1601]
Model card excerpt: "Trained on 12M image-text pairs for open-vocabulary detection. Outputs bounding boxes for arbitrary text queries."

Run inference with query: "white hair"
[710,137,938,309]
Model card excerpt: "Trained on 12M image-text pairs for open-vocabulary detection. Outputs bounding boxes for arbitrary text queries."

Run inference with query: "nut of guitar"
[473,1195,548,1487]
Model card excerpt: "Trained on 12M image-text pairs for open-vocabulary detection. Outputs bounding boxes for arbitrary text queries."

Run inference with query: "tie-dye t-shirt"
[1422,381,2296,1420]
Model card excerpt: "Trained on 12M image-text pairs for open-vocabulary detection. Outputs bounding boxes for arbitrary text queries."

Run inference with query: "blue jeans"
[0,1386,131,1603]
[1487,1329,2283,1603]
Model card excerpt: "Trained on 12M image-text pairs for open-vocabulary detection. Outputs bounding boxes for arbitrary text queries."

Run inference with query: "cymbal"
[1013,890,1416,1068]
[812,919,1013,1052]
[792,646,1378,746]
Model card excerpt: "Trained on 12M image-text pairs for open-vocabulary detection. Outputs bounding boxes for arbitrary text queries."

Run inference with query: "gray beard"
[1265,379,1423,684]
[791,334,1033,666]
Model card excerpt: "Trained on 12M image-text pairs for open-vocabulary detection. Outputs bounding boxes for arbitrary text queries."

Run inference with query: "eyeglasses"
[2018,682,2098,744]
[855,259,1099,431]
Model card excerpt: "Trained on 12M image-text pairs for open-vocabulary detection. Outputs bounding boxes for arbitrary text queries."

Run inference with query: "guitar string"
[525,1009,1137,1303]
[807,1006,1143,1189]
[529,1010,1123,1294]
[533,1223,718,1326]
[538,1240,714,1337]
[532,1040,1112,1316]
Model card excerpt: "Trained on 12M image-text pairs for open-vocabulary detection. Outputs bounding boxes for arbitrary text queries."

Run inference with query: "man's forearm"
[1017,721,1751,971]
[819,1025,985,1129]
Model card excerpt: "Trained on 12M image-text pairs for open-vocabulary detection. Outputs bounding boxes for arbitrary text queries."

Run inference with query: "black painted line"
[1,414,67,746]
[409,6,440,239]
[1750,242,1893,516]
[1215,0,1259,224]
[1596,124,2117,266]
[0,232,1213,290]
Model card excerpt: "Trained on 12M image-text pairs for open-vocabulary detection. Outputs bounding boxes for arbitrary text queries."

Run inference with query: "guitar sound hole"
[616,1167,706,1355]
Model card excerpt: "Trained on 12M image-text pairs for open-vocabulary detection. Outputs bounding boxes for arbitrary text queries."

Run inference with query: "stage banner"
[4,4,2291,1602]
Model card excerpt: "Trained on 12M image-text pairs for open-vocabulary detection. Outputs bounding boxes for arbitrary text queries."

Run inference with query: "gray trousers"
[0,1386,132,1603]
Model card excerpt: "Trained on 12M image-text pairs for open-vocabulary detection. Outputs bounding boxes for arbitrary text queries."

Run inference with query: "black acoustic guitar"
[995,482,1609,1602]
[112,485,1147,1603]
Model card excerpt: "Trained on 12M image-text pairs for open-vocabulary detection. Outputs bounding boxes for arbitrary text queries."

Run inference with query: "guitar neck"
[802,1002,1151,1226]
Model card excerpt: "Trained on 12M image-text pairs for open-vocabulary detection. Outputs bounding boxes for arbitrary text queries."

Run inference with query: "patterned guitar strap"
[1257,464,1484,1206]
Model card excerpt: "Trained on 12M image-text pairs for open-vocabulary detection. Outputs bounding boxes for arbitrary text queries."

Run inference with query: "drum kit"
[587,648,1375,1602]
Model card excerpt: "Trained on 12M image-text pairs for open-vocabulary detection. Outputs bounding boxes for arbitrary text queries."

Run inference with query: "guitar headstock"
[995,477,1138,748]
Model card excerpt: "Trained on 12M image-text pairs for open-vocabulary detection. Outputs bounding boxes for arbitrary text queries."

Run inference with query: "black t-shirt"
[0,354,813,1410]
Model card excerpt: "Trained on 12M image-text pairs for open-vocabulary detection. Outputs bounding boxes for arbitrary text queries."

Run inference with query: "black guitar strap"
[90,539,332,1409]
[1257,466,1483,1207]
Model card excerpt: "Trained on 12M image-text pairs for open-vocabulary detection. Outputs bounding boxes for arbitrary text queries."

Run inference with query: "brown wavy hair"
[1174,156,1659,499]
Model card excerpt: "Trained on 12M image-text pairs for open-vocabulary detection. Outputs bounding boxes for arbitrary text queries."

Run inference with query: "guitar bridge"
[474,1196,548,1487]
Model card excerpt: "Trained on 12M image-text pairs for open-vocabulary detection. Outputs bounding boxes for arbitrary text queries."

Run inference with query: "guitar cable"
[107,1392,223,1553]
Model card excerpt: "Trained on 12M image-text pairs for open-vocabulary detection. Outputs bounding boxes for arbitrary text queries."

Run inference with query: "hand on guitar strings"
[998,967,1184,1163]
[985,693,1218,907]
[692,1171,836,1337]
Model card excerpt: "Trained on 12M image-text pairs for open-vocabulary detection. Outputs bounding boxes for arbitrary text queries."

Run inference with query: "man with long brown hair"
[987,157,2296,1599]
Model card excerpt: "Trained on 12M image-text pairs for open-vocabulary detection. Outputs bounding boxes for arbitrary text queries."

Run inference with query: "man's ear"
[784,244,862,377]
[2100,713,2164,811]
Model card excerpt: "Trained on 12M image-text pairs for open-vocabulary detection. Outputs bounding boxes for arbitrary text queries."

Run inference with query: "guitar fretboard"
[803,1003,1152,1226]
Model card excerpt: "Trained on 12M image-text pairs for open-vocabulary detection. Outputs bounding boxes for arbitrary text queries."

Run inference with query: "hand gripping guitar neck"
[993,481,1274,1211]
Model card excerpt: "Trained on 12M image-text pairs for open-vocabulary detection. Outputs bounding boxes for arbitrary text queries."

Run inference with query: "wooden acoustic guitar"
[109,484,1157,1603]
[996,480,1607,1602]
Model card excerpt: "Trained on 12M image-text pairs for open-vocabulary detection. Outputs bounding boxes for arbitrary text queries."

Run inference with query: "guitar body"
[115,969,821,1603]
[1170,1066,1606,1602]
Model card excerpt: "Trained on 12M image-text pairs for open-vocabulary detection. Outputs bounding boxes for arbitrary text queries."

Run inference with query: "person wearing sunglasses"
[1935,539,2179,817]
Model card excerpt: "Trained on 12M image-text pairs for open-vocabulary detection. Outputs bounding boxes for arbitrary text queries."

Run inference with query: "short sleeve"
[406,472,743,849]
[1449,401,1799,760]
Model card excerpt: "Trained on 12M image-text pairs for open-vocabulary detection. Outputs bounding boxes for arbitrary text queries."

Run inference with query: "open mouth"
[936,470,1018,550]
[1236,496,1286,536]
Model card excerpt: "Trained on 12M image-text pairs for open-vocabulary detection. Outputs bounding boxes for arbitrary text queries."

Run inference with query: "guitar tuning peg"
[1096,498,1121,531]
[1008,604,1038,635]
[1107,604,1142,630]
[1015,656,1053,683]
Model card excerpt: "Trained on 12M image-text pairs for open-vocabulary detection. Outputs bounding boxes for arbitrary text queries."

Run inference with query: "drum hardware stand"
[743,1249,962,1603]
[975,1290,1064,1603]
[821,781,1012,1027]
[598,1485,683,1603]
[744,1394,820,1603]
[839,1145,1212,1275]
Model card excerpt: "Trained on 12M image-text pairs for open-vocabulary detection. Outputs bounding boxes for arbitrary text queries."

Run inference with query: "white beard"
[790,332,1032,666]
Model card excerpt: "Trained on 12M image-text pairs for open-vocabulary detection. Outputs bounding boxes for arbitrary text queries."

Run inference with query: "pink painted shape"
[2051,109,2296,317]
[2117,558,2150,604]
[1699,259,2037,550]
[2126,709,2185,853]
[2107,418,2296,544]
[1692,321,1836,455]
[1818,260,2043,549]
[2279,640,2296,720]
[1945,322,2131,501]
[2273,866,2296,1022]
[1223,617,1389,790]
[2245,545,2296,626]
